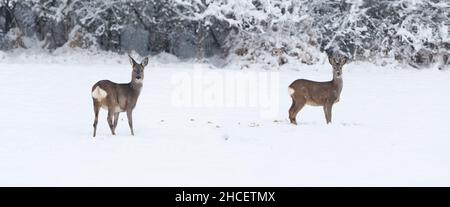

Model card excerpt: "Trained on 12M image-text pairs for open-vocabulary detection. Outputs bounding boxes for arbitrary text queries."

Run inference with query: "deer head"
[129,55,149,84]
[328,56,347,79]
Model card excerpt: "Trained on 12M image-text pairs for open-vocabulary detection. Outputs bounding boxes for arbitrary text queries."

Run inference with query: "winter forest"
[1,0,449,68]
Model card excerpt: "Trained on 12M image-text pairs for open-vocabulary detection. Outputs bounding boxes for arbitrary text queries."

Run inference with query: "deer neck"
[332,76,343,94]
[129,81,143,94]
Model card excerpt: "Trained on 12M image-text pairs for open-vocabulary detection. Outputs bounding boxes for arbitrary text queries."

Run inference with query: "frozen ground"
[0,51,449,186]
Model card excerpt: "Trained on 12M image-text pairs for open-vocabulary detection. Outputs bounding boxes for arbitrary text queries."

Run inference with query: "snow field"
[0,57,449,186]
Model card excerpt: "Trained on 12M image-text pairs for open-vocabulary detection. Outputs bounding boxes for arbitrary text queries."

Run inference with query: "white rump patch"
[288,87,295,96]
[92,86,107,100]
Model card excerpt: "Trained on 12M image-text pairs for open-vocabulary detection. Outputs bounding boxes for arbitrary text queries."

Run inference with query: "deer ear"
[340,57,347,65]
[141,57,149,67]
[129,55,137,66]
[328,56,335,65]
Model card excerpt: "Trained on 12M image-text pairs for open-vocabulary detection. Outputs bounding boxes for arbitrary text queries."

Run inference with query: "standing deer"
[288,55,347,125]
[91,55,149,137]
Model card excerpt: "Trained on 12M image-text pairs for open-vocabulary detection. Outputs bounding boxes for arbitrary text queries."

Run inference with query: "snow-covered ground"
[0,51,449,186]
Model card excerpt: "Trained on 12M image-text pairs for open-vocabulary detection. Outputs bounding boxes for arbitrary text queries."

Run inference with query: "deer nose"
[136,75,141,79]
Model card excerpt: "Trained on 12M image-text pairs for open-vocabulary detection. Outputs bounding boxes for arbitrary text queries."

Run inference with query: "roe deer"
[91,55,149,137]
[288,55,347,125]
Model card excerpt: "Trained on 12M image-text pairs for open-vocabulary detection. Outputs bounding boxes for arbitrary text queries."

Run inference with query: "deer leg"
[323,103,332,124]
[323,105,329,124]
[289,98,305,125]
[92,100,100,137]
[127,110,134,136]
[113,112,120,132]
[292,102,305,125]
[288,99,296,124]
[327,104,333,124]
[107,109,115,135]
